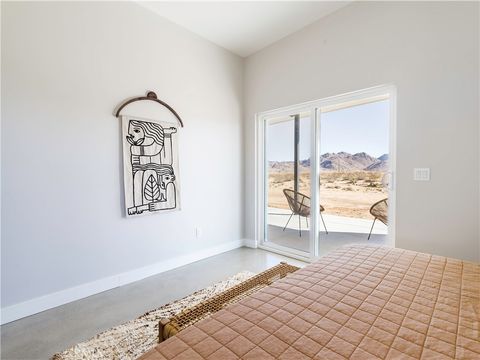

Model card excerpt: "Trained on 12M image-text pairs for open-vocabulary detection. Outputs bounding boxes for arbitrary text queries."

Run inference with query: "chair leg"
[320,212,328,234]
[368,218,377,240]
[283,213,294,231]
[299,215,302,237]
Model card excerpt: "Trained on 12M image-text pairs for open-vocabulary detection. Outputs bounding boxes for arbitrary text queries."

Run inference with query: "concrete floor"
[267,207,388,235]
[267,208,391,254]
[267,225,391,253]
[0,248,306,360]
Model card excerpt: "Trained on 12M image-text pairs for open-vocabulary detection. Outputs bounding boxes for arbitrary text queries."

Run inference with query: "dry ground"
[268,171,387,219]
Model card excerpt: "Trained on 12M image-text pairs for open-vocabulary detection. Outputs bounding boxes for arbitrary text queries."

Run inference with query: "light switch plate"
[414,168,430,181]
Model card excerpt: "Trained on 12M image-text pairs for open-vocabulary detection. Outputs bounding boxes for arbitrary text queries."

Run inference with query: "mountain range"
[269,152,388,172]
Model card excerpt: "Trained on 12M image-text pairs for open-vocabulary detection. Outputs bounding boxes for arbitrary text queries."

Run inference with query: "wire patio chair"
[282,189,328,237]
[368,198,388,240]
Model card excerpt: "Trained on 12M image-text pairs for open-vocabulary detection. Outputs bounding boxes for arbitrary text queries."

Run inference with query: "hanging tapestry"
[121,115,180,217]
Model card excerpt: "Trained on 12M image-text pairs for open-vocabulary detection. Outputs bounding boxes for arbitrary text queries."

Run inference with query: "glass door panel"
[264,111,311,257]
[317,99,391,255]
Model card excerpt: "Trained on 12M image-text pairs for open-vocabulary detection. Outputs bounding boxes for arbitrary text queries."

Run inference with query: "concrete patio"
[266,207,391,254]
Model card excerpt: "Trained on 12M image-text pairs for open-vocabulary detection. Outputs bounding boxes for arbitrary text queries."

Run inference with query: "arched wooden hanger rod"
[115,91,184,127]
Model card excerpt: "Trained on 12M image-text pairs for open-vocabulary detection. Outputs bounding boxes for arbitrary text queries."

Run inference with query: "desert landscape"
[268,152,388,219]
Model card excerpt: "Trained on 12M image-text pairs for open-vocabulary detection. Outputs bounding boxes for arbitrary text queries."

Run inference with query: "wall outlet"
[414,168,430,181]
[195,227,202,239]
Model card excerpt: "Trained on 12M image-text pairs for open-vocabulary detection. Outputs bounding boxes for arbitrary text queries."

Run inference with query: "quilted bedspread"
[139,245,479,359]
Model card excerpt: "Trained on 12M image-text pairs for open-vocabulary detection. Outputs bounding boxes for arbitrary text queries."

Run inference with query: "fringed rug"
[52,271,255,360]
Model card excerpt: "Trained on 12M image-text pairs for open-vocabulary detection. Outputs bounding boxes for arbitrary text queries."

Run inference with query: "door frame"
[255,84,397,261]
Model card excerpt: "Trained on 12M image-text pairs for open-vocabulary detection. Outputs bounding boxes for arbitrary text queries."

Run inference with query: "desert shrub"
[270,172,293,184]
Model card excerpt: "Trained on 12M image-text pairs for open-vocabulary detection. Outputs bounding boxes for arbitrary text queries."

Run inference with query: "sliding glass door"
[257,86,396,261]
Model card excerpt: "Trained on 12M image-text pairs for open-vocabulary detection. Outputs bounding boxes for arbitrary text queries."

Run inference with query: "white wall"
[244,1,480,261]
[1,1,243,317]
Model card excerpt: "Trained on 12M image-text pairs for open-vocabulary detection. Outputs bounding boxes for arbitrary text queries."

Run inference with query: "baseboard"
[243,238,257,248]
[1,239,245,325]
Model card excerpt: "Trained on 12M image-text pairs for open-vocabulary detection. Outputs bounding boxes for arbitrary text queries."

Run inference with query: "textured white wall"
[1,1,243,307]
[244,1,480,261]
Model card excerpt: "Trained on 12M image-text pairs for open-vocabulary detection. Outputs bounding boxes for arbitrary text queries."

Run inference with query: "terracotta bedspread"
[139,245,479,359]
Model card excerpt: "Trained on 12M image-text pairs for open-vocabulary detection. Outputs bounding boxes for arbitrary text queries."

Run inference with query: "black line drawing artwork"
[122,117,179,216]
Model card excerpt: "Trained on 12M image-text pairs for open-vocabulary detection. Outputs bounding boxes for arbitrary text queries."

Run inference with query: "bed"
[139,245,479,359]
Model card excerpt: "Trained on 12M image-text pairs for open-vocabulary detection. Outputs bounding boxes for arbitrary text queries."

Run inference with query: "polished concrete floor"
[267,225,390,253]
[267,208,390,254]
[0,248,306,360]
[268,208,388,235]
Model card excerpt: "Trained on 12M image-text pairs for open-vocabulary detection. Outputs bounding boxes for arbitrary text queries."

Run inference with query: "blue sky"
[267,99,389,161]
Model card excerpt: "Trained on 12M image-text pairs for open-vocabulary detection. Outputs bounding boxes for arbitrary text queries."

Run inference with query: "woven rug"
[52,271,255,360]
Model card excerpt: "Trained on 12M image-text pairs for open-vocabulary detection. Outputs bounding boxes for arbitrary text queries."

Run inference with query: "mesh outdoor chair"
[282,189,328,237]
[368,198,388,240]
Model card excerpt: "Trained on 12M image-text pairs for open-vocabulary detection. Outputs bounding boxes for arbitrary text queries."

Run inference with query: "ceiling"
[139,1,350,57]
